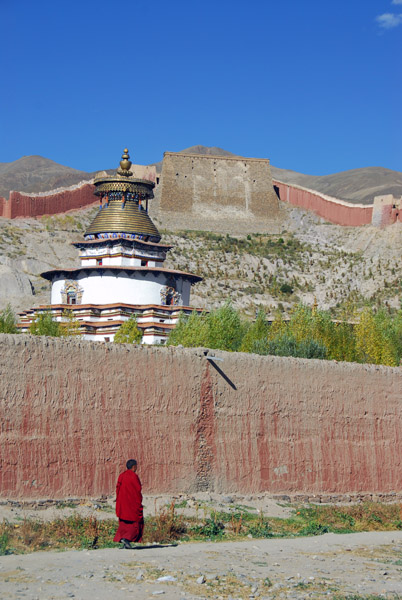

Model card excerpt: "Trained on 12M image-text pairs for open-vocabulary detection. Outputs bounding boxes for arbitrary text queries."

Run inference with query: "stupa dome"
[85,148,160,241]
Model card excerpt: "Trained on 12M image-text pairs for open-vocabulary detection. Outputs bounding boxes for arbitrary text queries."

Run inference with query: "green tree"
[206,302,245,351]
[168,310,209,348]
[355,308,398,366]
[267,333,328,359]
[0,304,18,334]
[30,311,63,337]
[114,315,143,344]
[168,302,246,351]
[240,310,269,353]
[60,310,81,337]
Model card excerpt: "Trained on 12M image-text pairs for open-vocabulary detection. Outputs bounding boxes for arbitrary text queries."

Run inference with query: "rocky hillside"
[0,202,400,318]
[1,147,402,204]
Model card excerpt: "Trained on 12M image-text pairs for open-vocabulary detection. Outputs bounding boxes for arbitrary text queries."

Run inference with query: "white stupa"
[19,149,202,343]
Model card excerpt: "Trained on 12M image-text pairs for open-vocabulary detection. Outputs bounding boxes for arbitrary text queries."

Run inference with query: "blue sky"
[0,0,400,175]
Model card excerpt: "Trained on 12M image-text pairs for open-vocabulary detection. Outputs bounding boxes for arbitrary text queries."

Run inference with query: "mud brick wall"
[160,152,280,218]
[273,180,373,226]
[0,183,97,219]
[0,334,401,499]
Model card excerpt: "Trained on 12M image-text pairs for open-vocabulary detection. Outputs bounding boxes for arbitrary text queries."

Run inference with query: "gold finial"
[117,148,133,176]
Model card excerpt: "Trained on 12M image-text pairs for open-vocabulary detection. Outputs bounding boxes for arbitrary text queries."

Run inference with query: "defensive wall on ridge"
[0,154,401,227]
[0,334,401,500]
[0,183,97,219]
[0,164,156,219]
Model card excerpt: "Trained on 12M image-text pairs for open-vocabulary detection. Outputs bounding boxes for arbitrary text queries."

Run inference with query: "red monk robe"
[113,468,144,543]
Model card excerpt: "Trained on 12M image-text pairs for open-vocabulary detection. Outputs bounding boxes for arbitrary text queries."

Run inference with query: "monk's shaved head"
[126,459,137,470]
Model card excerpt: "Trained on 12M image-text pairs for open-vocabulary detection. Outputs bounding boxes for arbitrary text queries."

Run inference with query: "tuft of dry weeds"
[1,502,401,555]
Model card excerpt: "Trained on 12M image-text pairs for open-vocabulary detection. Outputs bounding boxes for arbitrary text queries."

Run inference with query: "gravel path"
[1,531,402,599]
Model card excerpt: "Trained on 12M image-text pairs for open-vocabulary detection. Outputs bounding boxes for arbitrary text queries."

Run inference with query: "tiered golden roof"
[85,149,160,240]
[85,200,160,238]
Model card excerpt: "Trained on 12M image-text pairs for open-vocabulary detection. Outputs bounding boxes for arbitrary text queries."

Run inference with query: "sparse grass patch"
[1,502,401,554]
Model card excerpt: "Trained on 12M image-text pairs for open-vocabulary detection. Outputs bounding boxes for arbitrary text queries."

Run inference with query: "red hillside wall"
[0,183,97,219]
[0,196,8,218]
[0,335,401,500]
[274,180,373,226]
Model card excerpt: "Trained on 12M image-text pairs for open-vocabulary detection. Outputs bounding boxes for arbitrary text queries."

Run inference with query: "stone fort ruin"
[158,151,281,226]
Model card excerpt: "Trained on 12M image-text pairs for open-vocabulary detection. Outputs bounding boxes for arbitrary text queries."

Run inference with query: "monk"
[113,459,144,549]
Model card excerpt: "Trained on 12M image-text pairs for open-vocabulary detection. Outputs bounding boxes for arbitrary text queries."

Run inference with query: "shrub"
[0,304,18,334]
[30,311,63,337]
[279,283,293,295]
[190,517,225,538]
[60,310,81,337]
[168,302,246,352]
[114,315,143,344]
[240,310,269,353]
[268,334,328,359]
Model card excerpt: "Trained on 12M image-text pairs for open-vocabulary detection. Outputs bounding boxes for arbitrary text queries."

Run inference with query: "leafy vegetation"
[168,302,402,366]
[114,315,143,344]
[169,302,246,351]
[29,310,81,337]
[0,304,18,333]
[29,311,63,337]
[1,502,401,554]
[60,309,81,337]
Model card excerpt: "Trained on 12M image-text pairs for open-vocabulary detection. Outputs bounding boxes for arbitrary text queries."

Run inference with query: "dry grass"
[1,502,401,555]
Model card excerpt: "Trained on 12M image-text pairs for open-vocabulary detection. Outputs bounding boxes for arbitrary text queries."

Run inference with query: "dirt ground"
[1,495,402,599]
[1,531,402,599]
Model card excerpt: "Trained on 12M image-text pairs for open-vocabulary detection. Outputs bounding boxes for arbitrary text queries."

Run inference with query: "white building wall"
[80,256,161,267]
[82,333,165,344]
[50,270,192,306]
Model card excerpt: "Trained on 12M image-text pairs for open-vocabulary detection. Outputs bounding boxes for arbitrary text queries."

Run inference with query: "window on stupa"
[67,291,77,305]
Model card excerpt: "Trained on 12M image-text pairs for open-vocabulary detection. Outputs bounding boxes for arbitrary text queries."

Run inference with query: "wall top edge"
[8,180,95,200]
[1,334,401,373]
[163,152,271,164]
[273,178,373,209]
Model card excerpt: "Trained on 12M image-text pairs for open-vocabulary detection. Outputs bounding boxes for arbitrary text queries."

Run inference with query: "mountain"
[1,150,401,205]
[0,156,95,198]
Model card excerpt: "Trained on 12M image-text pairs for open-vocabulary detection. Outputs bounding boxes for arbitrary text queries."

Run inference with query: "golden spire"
[117,148,133,177]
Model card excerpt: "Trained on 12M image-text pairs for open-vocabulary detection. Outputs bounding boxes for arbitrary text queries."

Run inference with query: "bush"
[114,315,143,344]
[168,302,246,352]
[240,310,269,353]
[190,517,225,538]
[30,311,63,337]
[0,304,18,334]
[279,283,293,295]
[169,301,402,367]
[250,338,271,355]
[268,334,328,359]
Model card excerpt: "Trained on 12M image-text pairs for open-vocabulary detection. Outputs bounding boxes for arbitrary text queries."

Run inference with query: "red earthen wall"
[0,178,381,227]
[380,205,400,227]
[0,335,401,499]
[0,184,97,219]
[273,180,373,226]
[0,196,7,218]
